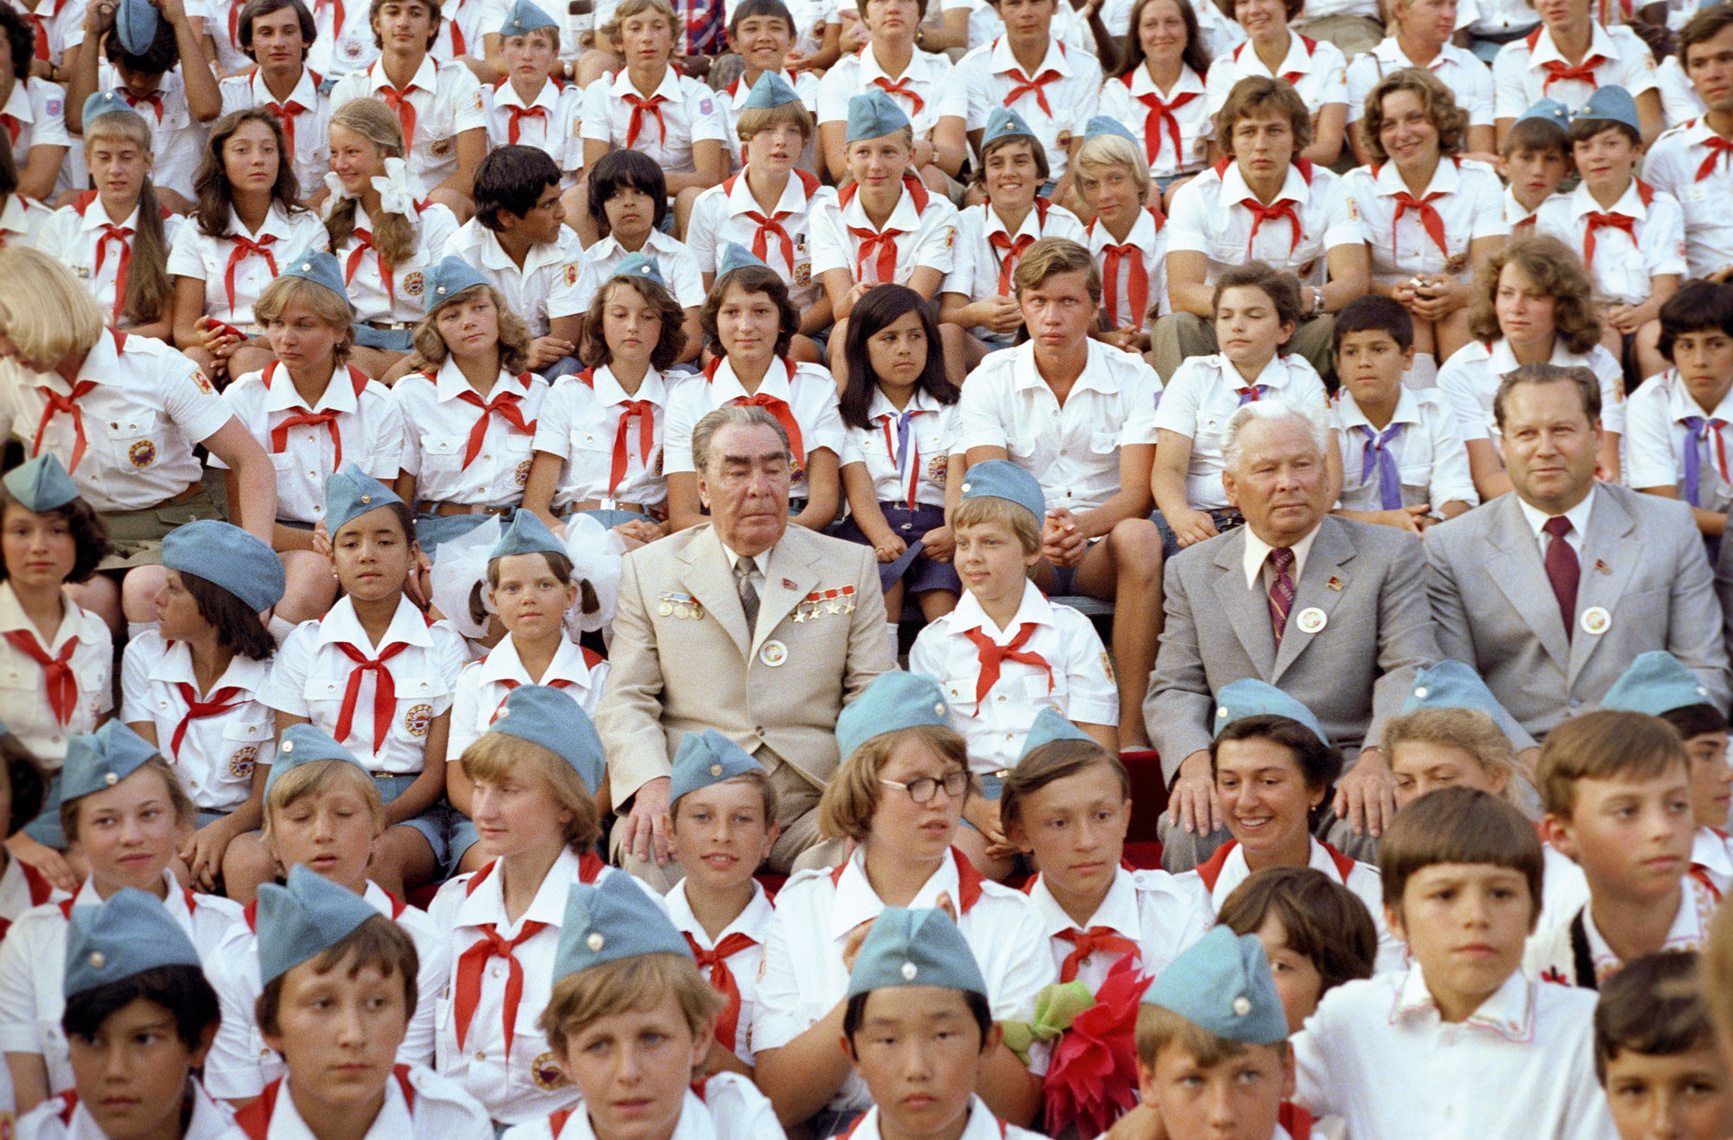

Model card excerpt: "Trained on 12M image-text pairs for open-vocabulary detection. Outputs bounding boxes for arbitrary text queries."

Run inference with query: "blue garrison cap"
[81,91,136,124]
[847,907,987,998]
[62,722,159,804]
[425,255,491,313]
[717,241,768,279]
[982,106,1037,149]
[1213,678,1328,746]
[488,684,605,796]
[281,249,354,309]
[1020,706,1096,760]
[1515,97,1570,133]
[845,90,910,143]
[1142,926,1287,1045]
[609,251,666,288]
[115,0,164,56]
[163,520,286,614]
[3,454,79,513]
[742,70,800,110]
[499,0,557,35]
[959,459,1044,521]
[1573,84,1640,134]
[670,729,764,805]
[265,723,370,796]
[1083,115,1138,145]
[1402,660,1525,742]
[324,464,404,537]
[554,872,692,980]
[491,510,564,562]
[255,865,381,985]
[63,890,201,1000]
[836,671,951,761]
[1601,651,1720,717]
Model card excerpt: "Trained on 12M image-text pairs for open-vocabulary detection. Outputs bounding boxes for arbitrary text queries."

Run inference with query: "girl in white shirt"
[1098,0,1214,200]
[1203,0,1348,164]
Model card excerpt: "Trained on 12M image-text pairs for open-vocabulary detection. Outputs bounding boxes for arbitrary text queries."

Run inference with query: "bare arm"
[201,417,277,542]
[1165,248,1213,318]
[434,128,487,199]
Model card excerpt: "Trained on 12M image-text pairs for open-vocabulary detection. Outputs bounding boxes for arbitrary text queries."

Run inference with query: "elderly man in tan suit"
[596,405,897,887]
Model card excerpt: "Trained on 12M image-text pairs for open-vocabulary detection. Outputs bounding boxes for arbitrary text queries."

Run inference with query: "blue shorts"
[413,510,516,558]
[1151,507,1244,560]
[372,772,451,866]
[828,503,961,596]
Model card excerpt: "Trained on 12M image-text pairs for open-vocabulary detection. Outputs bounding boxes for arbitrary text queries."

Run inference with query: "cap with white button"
[835,671,953,763]
[1213,678,1328,746]
[255,864,382,984]
[265,723,371,797]
[1600,650,1722,718]
[669,728,764,806]
[1140,925,1287,1044]
[959,459,1044,523]
[63,889,201,1000]
[846,906,986,999]
[60,721,160,804]
[1402,660,1524,742]
[487,684,606,796]
[553,872,692,982]
[423,255,491,314]
[324,464,405,538]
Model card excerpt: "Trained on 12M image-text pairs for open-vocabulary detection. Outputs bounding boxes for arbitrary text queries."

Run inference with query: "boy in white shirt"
[1644,6,1733,282]
[1501,97,1572,235]
[484,0,582,183]
[1491,0,1661,143]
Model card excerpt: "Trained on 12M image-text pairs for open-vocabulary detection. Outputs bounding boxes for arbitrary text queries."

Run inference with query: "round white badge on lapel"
[1295,607,1327,635]
[760,640,788,667]
[1581,606,1611,636]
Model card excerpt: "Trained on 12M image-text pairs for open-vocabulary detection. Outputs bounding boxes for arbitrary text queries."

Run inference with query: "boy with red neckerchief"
[1490,0,1660,144]
[1645,6,1733,283]
[482,0,582,185]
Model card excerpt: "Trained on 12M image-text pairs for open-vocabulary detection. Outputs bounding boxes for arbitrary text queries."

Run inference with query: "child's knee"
[1109,517,1163,574]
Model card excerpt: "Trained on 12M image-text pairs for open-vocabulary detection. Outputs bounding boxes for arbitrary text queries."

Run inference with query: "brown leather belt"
[423,501,514,517]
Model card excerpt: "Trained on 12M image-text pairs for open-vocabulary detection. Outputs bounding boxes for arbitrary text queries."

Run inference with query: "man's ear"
[1222,468,1240,510]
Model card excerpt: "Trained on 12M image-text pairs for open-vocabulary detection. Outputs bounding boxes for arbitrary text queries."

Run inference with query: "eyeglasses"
[879,770,971,804]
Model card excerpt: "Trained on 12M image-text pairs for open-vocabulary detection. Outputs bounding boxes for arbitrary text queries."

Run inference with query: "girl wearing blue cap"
[1097,0,1213,193]
[119,521,283,893]
[37,100,181,341]
[323,99,462,377]
[213,0,331,195]
[166,109,326,384]
[522,260,685,547]
[390,258,550,554]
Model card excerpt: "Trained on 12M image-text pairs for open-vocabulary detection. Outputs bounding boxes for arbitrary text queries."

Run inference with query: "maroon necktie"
[1268,546,1295,644]
[1543,516,1578,641]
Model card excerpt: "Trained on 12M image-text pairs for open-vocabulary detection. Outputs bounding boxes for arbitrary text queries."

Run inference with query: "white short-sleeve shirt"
[2,77,68,176]
[662,879,773,1065]
[578,66,728,176]
[7,0,88,69]
[660,357,845,500]
[957,37,1101,182]
[1333,386,1479,511]
[1346,40,1495,129]
[98,70,207,200]
[909,579,1118,774]
[0,583,110,771]
[328,56,488,197]
[809,178,960,285]
[1437,336,1628,442]
[484,77,583,176]
[446,635,608,761]
[0,188,50,246]
[305,0,380,78]
[1623,368,1733,509]
[1534,178,1688,306]
[957,338,1163,514]
[1492,23,1658,120]
[1341,157,1508,286]
[815,45,969,141]
[1657,54,1703,128]
[442,220,587,335]
[531,365,672,511]
[1164,158,1361,287]
[846,387,960,509]
[392,362,549,509]
[35,196,187,329]
[572,228,706,311]
[685,167,836,313]
[217,67,332,196]
[944,200,1087,306]
[165,204,328,329]
[1087,208,1168,328]
[331,201,461,325]
[1642,117,1733,279]
[1095,65,1211,180]
[1205,33,1348,120]
[1023,866,1214,993]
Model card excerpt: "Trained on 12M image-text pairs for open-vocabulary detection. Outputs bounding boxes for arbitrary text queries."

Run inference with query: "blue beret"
[163,520,287,614]
[499,0,557,35]
[845,90,909,143]
[424,255,491,313]
[742,70,800,110]
[1020,706,1095,760]
[63,890,201,1000]
[1083,115,1138,145]
[324,464,405,537]
[1142,926,1287,1045]
[1574,85,1640,134]
[847,907,987,998]
[3,454,79,513]
[717,241,769,280]
[669,729,764,805]
[960,459,1044,521]
[256,865,382,985]
[81,91,136,125]
[1403,660,1524,741]
[1601,651,1720,717]
[1213,678,1328,746]
[62,722,159,804]
[281,250,354,310]
[609,251,666,289]
[487,684,605,796]
[265,723,371,797]
[1515,97,1570,133]
[491,510,564,562]
[115,0,164,56]
[836,671,951,762]
[982,106,1037,150]
[553,872,691,981]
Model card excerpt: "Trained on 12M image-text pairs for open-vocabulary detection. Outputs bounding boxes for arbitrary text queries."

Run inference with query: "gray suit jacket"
[1426,484,1729,738]
[595,523,897,805]
[1144,515,1439,780]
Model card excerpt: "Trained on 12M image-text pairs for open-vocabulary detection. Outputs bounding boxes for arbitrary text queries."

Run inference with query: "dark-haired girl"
[1098,0,1213,197]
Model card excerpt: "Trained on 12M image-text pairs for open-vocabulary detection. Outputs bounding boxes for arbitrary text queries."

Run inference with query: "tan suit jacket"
[596,523,897,805]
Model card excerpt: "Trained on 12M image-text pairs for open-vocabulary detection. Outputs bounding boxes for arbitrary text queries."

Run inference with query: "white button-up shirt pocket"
[99,411,165,472]
[943,675,980,719]
[389,665,453,748]
[1089,429,1119,458]
[421,434,466,481]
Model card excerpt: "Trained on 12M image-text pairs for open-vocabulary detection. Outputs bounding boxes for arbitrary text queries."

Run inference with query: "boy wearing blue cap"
[119,520,284,892]
[662,730,778,1077]
[240,867,491,1140]
[16,891,235,1140]
[1501,98,1572,234]
[841,907,1044,1140]
[909,460,1116,877]
[510,873,779,1140]
[215,0,332,195]
[1536,86,1684,382]
[939,107,1086,370]
[1071,120,1166,356]
[1293,787,1614,1140]
[484,1,582,177]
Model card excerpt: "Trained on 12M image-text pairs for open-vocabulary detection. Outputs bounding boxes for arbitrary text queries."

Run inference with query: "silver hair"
[691,404,791,472]
[1221,399,1332,473]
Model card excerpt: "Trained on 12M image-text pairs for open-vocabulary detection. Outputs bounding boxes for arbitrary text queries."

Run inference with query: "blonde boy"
[1073,118,1166,357]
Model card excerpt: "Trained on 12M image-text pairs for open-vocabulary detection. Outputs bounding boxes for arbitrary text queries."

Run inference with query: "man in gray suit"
[1145,400,1439,870]
[1427,363,1729,742]
[596,406,897,888]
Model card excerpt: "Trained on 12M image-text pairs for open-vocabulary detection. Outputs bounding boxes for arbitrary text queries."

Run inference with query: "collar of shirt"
[77,1080,233,1140]
[363,878,401,915]
[611,63,683,101]
[1374,154,1460,198]
[262,363,363,414]
[251,66,321,109]
[1516,482,1596,546]
[855,1099,1007,1140]
[1010,337,1120,399]
[1125,61,1205,98]
[1220,158,1307,208]
[1504,185,1542,226]
[1028,865,1140,941]
[455,845,590,930]
[73,868,192,921]
[78,199,143,233]
[368,54,439,94]
[718,538,775,581]
[314,594,436,653]
[1088,206,1161,249]
[829,844,962,940]
[1334,385,1423,433]
[1581,875,1713,979]
[1242,517,1324,589]
[588,362,669,408]
[726,168,815,216]
[1,80,34,125]
[466,220,578,275]
[557,1089,718,1140]
[228,202,299,243]
[1684,116,1732,152]
[492,76,560,110]
[858,44,929,87]
[0,580,90,650]
[1695,827,1733,879]
[477,634,598,691]
[989,34,1072,77]
[866,386,943,420]
[1528,21,1616,67]
[589,226,682,263]
[840,182,925,232]
[1570,176,1647,222]
[706,355,794,401]
[948,577,1053,639]
[146,635,270,695]
[0,193,35,238]
[1664,368,1733,424]
[664,877,771,949]
[436,357,526,404]
[266,1053,412,1140]
[1391,962,1536,1040]
[983,202,1045,242]
[1233,31,1316,79]
[1486,335,1592,375]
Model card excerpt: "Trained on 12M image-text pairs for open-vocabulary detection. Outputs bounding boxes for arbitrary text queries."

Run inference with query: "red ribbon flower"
[1041,955,1153,1139]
